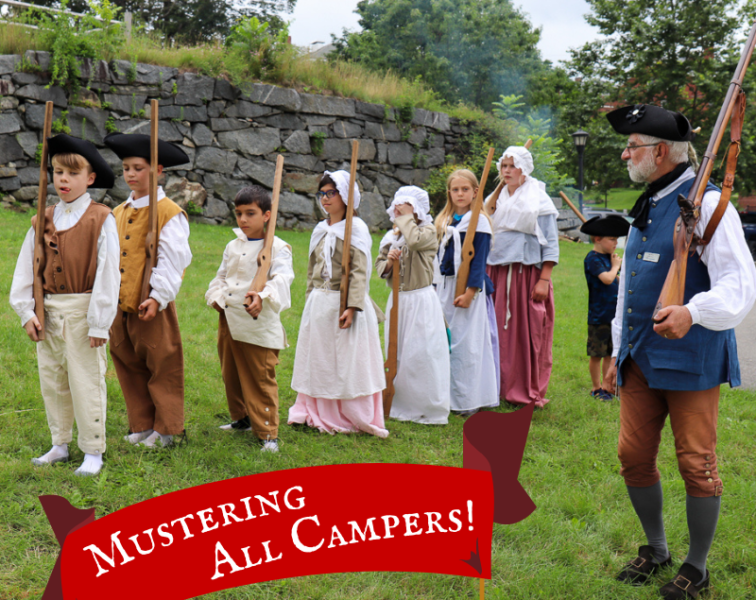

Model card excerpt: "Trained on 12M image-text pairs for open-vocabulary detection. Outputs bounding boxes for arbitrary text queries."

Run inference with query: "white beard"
[627,152,657,183]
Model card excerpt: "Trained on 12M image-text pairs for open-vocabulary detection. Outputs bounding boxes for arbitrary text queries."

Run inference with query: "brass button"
[265,421,269,425]
[631,272,636,276]
[128,219,133,224]
[706,455,711,460]
[707,478,713,483]
[705,471,711,476]
[629,343,633,349]
[629,290,633,295]
[652,203,657,208]
[637,254,642,259]
[627,308,632,314]
[629,326,634,331]
[642,237,647,242]
[705,463,710,468]
[647,219,652,224]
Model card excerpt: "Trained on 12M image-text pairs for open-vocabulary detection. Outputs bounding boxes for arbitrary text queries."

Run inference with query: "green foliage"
[127,58,138,84]
[310,131,327,156]
[226,15,293,81]
[332,0,547,109]
[51,110,71,134]
[34,143,44,164]
[185,200,204,216]
[105,115,119,134]
[172,81,179,95]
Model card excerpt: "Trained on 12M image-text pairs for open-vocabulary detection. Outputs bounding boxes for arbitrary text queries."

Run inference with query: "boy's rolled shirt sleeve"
[87,214,121,339]
[258,244,294,313]
[149,212,192,310]
[9,227,37,327]
[205,245,230,309]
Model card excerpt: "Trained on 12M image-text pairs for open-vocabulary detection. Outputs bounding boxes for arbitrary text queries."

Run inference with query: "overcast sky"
[287,0,600,65]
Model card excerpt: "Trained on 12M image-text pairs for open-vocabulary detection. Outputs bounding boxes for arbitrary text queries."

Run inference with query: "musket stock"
[139,99,160,317]
[32,101,55,340]
[339,140,360,319]
[382,259,400,415]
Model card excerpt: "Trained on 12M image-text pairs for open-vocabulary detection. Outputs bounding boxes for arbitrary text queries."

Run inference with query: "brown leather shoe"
[660,563,710,599]
[616,545,672,585]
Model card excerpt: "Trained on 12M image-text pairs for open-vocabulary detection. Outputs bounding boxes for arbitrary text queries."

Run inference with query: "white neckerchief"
[487,178,557,245]
[125,186,167,209]
[434,211,493,285]
[309,216,373,284]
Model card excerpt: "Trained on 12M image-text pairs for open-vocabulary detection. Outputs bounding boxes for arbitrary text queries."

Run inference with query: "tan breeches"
[218,313,280,440]
[38,294,107,454]
[110,303,185,435]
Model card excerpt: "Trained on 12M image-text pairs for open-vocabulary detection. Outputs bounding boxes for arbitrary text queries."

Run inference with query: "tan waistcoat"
[32,202,111,295]
[113,198,186,313]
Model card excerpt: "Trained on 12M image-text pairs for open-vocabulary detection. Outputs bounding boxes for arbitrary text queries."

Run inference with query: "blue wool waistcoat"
[616,177,740,390]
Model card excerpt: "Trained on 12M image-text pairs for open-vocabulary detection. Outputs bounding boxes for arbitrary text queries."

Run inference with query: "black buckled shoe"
[616,545,672,585]
[660,563,709,599]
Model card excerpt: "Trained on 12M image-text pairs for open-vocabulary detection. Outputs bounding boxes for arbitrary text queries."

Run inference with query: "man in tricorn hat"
[604,104,756,598]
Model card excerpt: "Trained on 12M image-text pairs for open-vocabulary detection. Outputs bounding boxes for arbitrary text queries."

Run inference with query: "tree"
[332,0,547,109]
[557,0,756,194]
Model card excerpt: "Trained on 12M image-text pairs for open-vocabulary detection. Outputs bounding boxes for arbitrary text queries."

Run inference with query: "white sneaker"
[124,429,154,445]
[138,431,173,448]
[32,444,69,466]
[261,439,279,453]
[74,453,103,477]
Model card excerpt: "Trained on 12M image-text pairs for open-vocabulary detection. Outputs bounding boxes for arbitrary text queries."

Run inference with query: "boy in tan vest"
[205,185,294,452]
[9,134,119,476]
[103,132,192,448]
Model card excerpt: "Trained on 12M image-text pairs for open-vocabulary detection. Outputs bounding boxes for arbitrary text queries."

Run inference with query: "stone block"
[204,173,249,202]
[303,115,336,126]
[279,191,315,217]
[321,138,376,161]
[12,72,39,86]
[24,51,50,72]
[411,108,450,131]
[190,123,214,147]
[218,128,280,156]
[283,172,319,195]
[77,58,111,83]
[214,78,240,101]
[0,113,24,135]
[408,127,427,145]
[165,175,208,209]
[147,104,208,122]
[204,195,231,219]
[0,55,20,76]
[196,146,237,174]
[0,135,24,164]
[355,101,386,119]
[67,106,109,146]
[0,177,21,192]
[387,142,413,166]
[98,148,123,172]
[374,173,402,197]
[417,147,445,168]
[225,101,272,119]
[0,165,18,177]
[364,121,401,142]
[241,83,301,111]
[299,93,356,118]
[281,153,323,172]
[15,84,67,108]
[359,191,392,231]
[15,131,39,158]
[120,119,183,143]
[332,120,362,138]
[103,93,148,115]
[210,118,250,132]
[283,131,311,154]
[394,168,430,186]
[111,60,177,85]
[257,113,306,130]
[0,80,16,97]
[17,166,40,185]
[235,157,276,188]
[376,142,388,164]
[175,73,215,106]
[109,178,132,201]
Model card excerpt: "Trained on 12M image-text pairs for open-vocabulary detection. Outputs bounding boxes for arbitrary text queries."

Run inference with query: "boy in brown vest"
[103,132,192,448]
[9,134,119,476]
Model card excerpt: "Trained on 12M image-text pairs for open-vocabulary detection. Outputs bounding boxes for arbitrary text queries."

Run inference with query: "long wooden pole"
[339,140,360,318]
[382,259,400,415]
[139,99,159,317]
[245,155,285,317]
[559,191,587,223]
[32,101,54,340]
[455,147,496,298]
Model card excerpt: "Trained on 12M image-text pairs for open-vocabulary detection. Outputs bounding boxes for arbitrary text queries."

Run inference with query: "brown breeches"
[618,359,722,497]
[218,313,280,440]
[110,303,185,435]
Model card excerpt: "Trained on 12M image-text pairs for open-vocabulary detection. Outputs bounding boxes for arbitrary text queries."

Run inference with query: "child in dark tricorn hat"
[580,214,631,401]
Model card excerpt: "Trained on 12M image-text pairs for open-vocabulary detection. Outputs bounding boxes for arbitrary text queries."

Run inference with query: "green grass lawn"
[584,188,640,212]
[1,208,755,599]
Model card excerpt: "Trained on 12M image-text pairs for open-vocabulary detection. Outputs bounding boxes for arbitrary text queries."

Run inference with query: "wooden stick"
[32,101,54,341]
[139,99,159,316]
[339,140,360,317]
[245,155,285,317]
[480,578,485,600]
[559,191,587,223]
[524,138,533,149]
[382,259,400,415]
[455,147,496,298]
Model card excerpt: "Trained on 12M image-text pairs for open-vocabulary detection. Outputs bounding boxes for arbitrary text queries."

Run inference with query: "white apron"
[384,286,450,424]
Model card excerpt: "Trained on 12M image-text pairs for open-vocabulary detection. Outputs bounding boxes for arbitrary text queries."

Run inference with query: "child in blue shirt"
[580,214,630,400]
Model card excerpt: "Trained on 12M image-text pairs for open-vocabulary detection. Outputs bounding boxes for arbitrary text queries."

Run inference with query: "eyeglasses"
[624,143,660,153]
[316,189,340,200]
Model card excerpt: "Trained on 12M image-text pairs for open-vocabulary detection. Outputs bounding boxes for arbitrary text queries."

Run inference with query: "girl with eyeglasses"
[288,171,388,438]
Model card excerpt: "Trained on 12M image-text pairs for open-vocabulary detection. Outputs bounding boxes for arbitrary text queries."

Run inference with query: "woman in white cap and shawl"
[484,146,559,408]
[289,171,388,437]
[375,186,450,424]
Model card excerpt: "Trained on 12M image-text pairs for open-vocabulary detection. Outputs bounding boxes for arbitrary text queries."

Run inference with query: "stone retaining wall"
[1,51,473,230]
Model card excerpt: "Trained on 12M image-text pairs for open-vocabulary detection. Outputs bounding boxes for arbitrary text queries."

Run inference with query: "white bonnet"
[496,146,534,177]
[386,185,432,226]
[321,170,361,211]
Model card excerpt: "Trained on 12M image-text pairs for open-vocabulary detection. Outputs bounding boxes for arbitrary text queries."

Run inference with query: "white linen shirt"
[9,192,121,339]
[121,186,192,310]
[612,168,756,356]
[205,229,294,349]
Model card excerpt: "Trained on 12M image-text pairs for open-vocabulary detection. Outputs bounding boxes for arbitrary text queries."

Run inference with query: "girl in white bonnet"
[375,186,450,424]
[289,170,388,437]
[484,146,559,408]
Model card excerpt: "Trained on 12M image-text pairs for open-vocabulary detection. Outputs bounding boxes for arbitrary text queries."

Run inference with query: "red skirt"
[487,263,554,407]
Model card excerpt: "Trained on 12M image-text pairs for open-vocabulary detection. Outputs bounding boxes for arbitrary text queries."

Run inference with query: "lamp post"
[571,129,589,214]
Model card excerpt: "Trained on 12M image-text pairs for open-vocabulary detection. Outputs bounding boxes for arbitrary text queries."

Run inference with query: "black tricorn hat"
[47,134,115,189]
[606,104,696,142]
[580,214,631,237]
[103,132,190,168]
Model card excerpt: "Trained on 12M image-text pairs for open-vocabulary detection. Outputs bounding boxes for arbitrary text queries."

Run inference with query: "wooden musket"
[383,259,400,415]
[139,99,160,317]
[455,147,496,298]
[339,140,360,318]
[559,191,587,223]
[654,19,756,320]
[244,155,285,317]
[32,101,55,340]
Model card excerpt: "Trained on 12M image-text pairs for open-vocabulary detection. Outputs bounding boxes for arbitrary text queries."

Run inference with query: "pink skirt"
[288,392,389,438]
[487,263,555,407]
